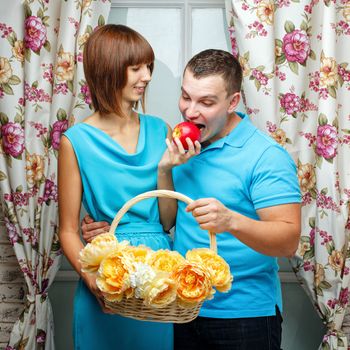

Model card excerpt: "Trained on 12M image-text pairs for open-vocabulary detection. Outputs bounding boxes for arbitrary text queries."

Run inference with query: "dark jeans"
[174,307,282,350]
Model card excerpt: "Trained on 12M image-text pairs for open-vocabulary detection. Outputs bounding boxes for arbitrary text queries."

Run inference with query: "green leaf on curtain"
[275,55,286,65]
[300,21,308,32]
[0,171,7,181]
[321,188,328,195]
[275,39,282,48]
[318,113,328,126]
[16,185,23,192]
[338,338,345,347]
[0,112,9,125]
[284,21,295,33]
[57,108,68,120]
[319,281,332,289]
[316,286,324,296]
[32,81,39,88]
[328,86,337,98]
[325,157,334,164]
[8,75,21,85]
[2,84,14,95]
[309,188,317,199]
[25,48,31,62]
[309,217,316,228]
[303,249,314,260]
[332,118,339,129]
[44,41,51,52]
[309,50,316,60]
[98,15,105,27]
[86,25,93,34]
[24,3,32,18]
[37,8,44,19]
[321,342,330,350]
[325,242,334,255]
[67,80,74,93]
[288,61,298,74]
[254,79,261,91]
[7,33,16,46]
[341,128,350,134]
[316,156,323,168]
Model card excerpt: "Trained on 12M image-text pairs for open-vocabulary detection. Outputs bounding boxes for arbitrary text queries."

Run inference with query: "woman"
[58,24,177,350]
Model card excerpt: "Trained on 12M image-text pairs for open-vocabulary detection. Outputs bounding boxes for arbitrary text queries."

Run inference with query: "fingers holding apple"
[172,122,201,150]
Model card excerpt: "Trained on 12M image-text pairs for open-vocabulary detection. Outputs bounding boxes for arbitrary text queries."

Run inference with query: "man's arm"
[186,198,301,257]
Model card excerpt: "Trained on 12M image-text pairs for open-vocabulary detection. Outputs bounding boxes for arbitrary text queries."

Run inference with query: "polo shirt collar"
[201,112,256,152]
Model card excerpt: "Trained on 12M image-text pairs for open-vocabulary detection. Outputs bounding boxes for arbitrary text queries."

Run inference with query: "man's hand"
[186,198,234,233]
[81,214,110,243]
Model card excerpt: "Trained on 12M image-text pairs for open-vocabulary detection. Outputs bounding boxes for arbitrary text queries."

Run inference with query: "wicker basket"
[104,189,217,323]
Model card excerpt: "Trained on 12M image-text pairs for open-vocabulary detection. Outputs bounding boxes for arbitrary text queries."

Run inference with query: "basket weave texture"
[83,190,225,323]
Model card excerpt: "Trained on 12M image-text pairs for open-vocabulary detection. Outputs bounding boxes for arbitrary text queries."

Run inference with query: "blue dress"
[63,114,173,350]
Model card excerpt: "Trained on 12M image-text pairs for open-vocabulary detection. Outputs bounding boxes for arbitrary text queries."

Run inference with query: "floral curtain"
[0,1,111,349]
[225,0,350,349]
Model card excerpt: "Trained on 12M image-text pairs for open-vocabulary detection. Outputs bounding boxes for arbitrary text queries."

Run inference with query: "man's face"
[178,69,240,145]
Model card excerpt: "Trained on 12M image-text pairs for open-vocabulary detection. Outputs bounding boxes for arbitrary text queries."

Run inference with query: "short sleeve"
[250,145,301,210]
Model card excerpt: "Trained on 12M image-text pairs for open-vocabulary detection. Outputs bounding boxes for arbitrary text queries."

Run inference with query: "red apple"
[172,121,201,150]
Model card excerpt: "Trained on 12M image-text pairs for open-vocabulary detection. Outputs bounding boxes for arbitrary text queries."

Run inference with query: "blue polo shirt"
[173,112,301,318]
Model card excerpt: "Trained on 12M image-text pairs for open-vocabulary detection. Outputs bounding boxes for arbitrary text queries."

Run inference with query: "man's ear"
[227,92,241,113]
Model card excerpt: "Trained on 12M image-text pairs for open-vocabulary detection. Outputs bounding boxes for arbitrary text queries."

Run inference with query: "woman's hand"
[83,273,114,314]
[158,137,201,172]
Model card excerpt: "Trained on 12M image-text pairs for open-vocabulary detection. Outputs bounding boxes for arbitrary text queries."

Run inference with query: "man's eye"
[182,96,190,100]
[202,102,213,106]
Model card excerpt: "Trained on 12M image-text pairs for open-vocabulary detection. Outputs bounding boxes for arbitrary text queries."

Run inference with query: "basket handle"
[108,189,217,253]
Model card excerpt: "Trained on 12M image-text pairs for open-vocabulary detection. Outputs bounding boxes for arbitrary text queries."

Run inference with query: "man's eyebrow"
[181,87,218,100]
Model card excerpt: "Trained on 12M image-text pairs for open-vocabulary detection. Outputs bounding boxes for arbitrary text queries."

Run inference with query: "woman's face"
[121,63,152,105]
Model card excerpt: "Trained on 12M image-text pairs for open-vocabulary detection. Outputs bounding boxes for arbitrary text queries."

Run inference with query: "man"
[81,49,301,349]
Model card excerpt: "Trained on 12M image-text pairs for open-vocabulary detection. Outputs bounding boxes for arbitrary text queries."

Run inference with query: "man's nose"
[185,107,199,120]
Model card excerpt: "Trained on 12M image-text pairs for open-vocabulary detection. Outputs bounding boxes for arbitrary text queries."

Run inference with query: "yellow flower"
[26,153,45,185]
[0,57,12,84]
[271,128,287,146]
[257,1,274,25]
[124,245,152,263]
[320,56,338,88]
[328,250,344,272]
[78,33,90,48]
[298,163,316,193]
[186,248,233,293]
[12,40,24,63]
[171,262,214,308]
[79,233,118,273]
[55,51,75,81]
[147,249,185,273]
[143,272,177,308]
[96,250,134,299]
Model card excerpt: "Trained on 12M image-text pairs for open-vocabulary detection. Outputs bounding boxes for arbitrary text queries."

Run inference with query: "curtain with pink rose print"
[225,0,350,349]
[0,1,111,349]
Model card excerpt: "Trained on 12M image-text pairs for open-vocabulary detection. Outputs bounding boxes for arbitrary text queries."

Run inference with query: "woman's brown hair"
[83,24,155,117]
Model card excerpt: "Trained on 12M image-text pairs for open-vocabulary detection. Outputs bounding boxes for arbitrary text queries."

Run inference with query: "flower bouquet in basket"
[79,190,233,323]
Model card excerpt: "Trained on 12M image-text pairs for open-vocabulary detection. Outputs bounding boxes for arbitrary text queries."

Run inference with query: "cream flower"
[298,163,316,193]
[12,40,24,63]
[271,128,287,146]
[79,233,118,273]
[320,56,338,88]
[147,249,185,273]
[55,51,75,81]
[0,57,13,84]
[298,241,311,257]
[171,262,214,308]
[343,3,350,23]
[96,250,134,299]
[186,248,233,293]
[143,272,177,308]
[130,262,156,298]
[78,33,90,48]
[314,263,325,287]
[238,56,251,77]
[328,250,344,272]
[257,1,274,25]
[26,153,45,185]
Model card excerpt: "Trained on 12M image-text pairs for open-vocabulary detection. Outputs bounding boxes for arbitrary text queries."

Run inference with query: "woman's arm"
[58,136,108,311]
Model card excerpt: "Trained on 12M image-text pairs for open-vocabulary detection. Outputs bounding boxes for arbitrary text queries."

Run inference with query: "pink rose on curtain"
[24,16,47,52]
[282,29,310,63]
[280,92,301,115]
[50,119,68,150]
[1,122,25,157]
[316,124,338,160]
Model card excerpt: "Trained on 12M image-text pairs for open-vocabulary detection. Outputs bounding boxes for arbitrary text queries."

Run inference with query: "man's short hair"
[83,24,154,116]
[185,49,242,96]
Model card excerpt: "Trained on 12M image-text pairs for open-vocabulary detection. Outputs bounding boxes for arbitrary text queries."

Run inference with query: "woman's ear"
[227,92,241,113]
